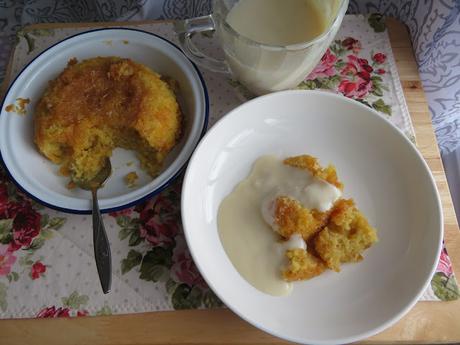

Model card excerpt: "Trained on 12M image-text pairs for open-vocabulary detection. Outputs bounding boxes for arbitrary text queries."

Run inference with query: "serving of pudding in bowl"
[218,154,377,296]
[181,90,442,344]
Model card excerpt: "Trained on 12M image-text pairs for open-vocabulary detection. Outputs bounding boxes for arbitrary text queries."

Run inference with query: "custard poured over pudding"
[218,155,378,296]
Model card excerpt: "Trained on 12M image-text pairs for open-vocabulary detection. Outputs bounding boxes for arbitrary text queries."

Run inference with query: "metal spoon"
[74,158,112,294]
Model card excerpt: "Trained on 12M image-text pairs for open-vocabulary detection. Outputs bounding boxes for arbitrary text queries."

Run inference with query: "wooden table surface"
[1,18,459,345]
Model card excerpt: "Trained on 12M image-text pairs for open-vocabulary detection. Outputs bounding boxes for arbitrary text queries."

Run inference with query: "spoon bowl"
[74,158,113,191]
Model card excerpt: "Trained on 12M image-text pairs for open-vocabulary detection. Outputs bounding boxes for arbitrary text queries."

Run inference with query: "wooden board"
[1,18,459,345]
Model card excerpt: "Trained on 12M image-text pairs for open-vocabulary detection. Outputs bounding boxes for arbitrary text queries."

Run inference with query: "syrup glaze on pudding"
[34,56,182,183]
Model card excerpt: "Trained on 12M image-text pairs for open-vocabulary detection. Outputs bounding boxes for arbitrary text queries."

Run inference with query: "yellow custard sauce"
[217,155,341,296]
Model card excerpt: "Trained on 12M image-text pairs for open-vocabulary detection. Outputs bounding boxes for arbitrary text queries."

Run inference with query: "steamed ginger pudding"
[217,155,378,296]
[34,57,181,183]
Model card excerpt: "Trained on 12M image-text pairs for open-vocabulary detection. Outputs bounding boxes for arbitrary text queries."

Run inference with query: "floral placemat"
[0,14,458,319]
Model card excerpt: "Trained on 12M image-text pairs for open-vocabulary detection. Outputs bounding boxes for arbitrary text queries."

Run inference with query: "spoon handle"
[92,188,112,294]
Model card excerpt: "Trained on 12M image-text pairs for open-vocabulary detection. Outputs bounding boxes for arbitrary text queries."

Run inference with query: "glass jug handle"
[175,15,230,74]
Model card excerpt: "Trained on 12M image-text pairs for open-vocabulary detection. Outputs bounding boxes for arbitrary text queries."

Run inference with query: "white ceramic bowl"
[182,90,442,345]
[0,28,208,214]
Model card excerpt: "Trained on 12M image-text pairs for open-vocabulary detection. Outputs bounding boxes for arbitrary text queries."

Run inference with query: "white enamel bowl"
[0,28,208,214]
[181,90,442,345]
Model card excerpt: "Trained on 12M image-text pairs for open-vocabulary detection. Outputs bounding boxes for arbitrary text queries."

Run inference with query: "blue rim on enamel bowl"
[0,28,209,214]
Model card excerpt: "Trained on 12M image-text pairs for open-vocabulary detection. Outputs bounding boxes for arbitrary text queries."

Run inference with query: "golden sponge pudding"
[34,57,181,182]
[275,155,378,281]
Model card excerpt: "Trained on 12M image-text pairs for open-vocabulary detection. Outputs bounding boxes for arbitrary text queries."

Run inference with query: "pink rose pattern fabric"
[30,261,46,280]
[0,245,16,276]
[35,291,95,318]
[170,235,207,290]
[0,17,458,319]
[109,181,222,309]
[431,247,459,301]
[299,37,392,116]
[36,306,70,318]
[0,168,67,314]
[136,196,180,247]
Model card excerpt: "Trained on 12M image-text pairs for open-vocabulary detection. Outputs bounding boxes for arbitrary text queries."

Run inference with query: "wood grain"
[0,18,459,345]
